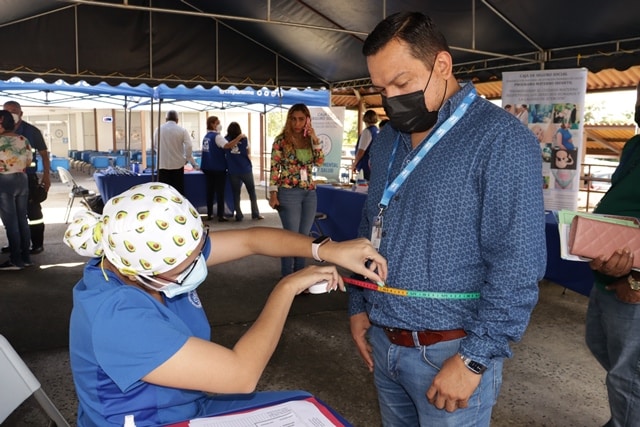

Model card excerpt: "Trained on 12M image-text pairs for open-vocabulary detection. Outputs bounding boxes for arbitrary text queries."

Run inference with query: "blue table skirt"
[313,185,367,242]
[544,211,594,296]
[93,172,234,215]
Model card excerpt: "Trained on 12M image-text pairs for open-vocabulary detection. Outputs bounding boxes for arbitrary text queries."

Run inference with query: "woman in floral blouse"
[269,104,325,277]
[0,110,33,270]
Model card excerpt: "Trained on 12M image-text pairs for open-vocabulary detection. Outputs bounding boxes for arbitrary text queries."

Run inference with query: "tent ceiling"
[0,0,638,92]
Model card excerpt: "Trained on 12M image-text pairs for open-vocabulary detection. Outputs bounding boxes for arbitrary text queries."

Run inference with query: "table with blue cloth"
[313,185,367,242]
[93,171,234,216]
[544,211,594,296]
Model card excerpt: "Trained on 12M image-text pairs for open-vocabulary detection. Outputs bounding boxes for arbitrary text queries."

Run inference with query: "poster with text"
[309,106,345,182]
[502,68,587,211]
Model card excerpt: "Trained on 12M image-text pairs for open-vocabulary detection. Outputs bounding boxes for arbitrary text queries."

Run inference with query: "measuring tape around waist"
[342,276,480,300]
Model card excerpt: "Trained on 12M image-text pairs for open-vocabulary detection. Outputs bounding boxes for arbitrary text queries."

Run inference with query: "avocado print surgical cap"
[64,182,204,276]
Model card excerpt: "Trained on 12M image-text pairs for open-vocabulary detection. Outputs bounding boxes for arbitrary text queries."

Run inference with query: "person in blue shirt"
[200,116,244,222]
[555,121,575,151]
[64,182,386,427]
[352,109,379,181]
[224,121,264,221]
[348,12,546,426]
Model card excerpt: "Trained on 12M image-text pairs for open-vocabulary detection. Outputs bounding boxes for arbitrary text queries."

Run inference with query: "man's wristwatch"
[312,236,331,262]
[627,274,640,291]
[460,354,487,375]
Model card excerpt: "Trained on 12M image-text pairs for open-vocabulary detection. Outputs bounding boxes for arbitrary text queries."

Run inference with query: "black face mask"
[381,66,445,133]
[635,105,640,127]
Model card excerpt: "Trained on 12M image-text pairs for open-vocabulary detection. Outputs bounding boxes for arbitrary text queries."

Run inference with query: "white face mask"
[137,254,208,298]
[215,124,222,132]
[11,113,20,124]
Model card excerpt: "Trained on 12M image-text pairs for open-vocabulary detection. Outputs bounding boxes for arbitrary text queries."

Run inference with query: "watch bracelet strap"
[312,236,329,262]
[312,243,323,262]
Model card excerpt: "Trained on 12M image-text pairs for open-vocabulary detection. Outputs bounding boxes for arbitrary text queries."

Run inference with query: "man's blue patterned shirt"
[348,83,547,364]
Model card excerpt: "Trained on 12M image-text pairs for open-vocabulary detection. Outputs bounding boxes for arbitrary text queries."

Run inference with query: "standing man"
[153,110,198,195]
[584,84,640,427]
[348,12,546,426]
[352,109,379,181]
[3,100,50,255]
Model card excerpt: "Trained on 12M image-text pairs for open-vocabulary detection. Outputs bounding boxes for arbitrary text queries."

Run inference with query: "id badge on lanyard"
[371,213,383,250]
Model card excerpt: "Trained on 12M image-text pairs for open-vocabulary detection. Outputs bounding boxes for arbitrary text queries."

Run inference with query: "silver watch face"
[628,275,640,291]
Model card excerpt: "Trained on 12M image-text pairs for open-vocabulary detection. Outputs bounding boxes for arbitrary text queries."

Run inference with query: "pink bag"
[568,215,640,268]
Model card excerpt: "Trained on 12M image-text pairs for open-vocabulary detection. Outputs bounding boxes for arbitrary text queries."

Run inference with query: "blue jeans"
[229,172,260,220]
[368,325,503,427]
[276,188,317,276]
[0,173,31,267]
[586,286,640,427]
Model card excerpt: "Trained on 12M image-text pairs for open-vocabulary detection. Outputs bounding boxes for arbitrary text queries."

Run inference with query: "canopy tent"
[0,1,637,162]
[0,77,330,181]
[0,0,637,92]
[0,79,330,110]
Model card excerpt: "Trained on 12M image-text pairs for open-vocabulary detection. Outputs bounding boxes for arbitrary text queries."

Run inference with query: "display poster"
[502,68,587,211]
[309,106,345,182]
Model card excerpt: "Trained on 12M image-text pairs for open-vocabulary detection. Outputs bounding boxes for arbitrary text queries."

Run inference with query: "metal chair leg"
[311,212,327,238]
[64,195,75,224]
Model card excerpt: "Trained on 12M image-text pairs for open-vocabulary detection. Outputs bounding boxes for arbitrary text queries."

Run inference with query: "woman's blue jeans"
[276,187,317,276]
[0,172,31,267]
[229,172,260,220]
[586,286,640,427]
[368,325,503,427]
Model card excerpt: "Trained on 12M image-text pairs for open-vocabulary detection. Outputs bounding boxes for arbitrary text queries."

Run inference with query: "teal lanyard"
[379,88,477,211]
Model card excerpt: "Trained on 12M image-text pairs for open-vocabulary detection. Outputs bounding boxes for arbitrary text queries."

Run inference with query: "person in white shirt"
[153,110,198,195]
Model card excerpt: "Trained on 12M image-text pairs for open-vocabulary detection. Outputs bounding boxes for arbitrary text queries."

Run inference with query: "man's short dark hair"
[166,110,179,122]
[363,12,450,66]
[363,109,378,125]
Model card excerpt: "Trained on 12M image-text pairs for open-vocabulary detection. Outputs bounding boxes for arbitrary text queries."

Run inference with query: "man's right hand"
[350,312,374,372]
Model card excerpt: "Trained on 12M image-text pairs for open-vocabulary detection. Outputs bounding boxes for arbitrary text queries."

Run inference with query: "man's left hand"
[426,354,482,412]
[41,173,51,191]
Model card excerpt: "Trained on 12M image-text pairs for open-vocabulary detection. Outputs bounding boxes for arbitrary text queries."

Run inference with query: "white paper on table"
[188,399,341,427]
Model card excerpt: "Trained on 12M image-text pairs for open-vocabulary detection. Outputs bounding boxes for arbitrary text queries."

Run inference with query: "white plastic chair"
[57,166,95,223]
[0,334,70,426]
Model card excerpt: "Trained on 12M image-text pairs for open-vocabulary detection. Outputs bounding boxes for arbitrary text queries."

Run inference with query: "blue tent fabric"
[153,84,329,106]
[0,79,330,107]
[0,79,152,98]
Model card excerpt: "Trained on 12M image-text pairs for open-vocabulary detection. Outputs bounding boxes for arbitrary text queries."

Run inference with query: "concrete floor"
[1,169,610,426]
